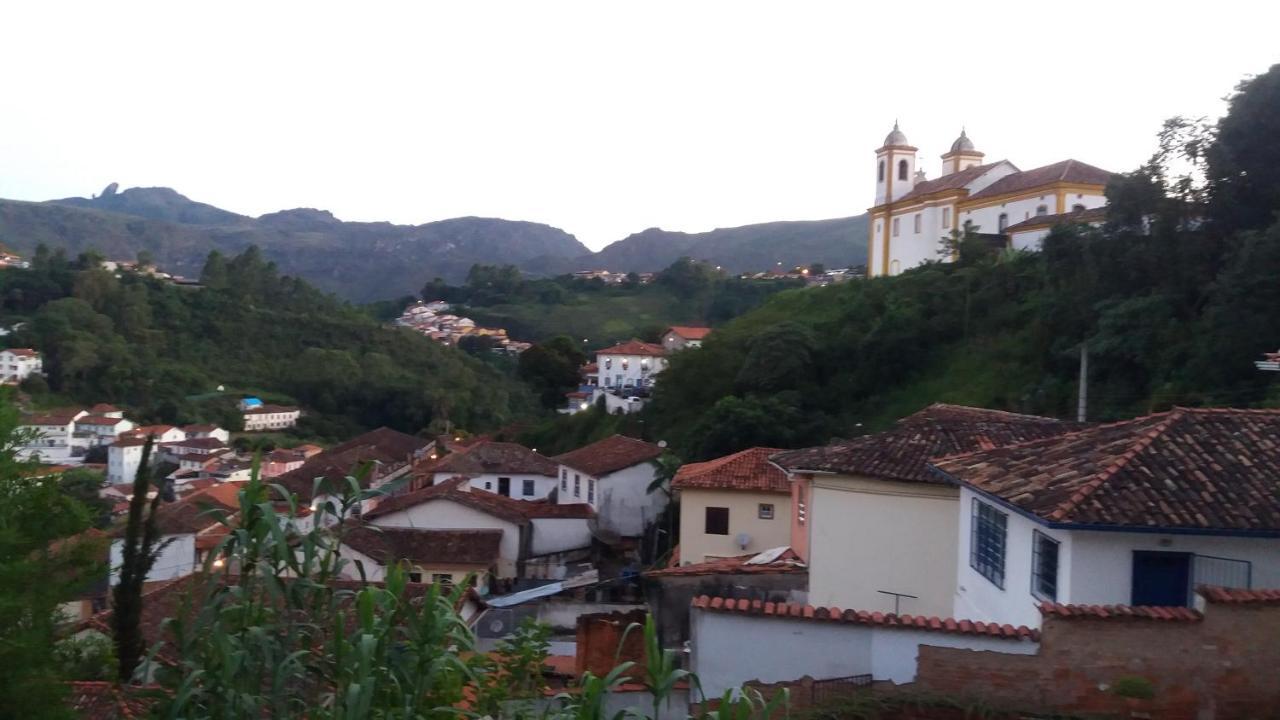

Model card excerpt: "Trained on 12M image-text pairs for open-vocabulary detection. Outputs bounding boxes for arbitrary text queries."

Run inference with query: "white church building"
[866,124,1113,277]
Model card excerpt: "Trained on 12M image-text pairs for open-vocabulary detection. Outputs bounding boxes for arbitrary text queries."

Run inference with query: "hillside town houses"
[394,299,531,353]
[568,328,714,415]
[0,347,43,383]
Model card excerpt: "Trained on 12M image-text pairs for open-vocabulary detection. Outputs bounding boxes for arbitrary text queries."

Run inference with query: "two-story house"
[595,340,667,391]
[242,404,302,431]
[74,415,137,447]
[422,441,559,500]
[0,348,43,383]
[772,404,1081,617]
[934,407,1280,629]
[552,434,665,538]
[672,447,791,564]
[20,409,87,450]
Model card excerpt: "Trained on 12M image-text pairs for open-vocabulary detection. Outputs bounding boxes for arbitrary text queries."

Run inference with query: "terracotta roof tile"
[672,447,789,493]
[75,414,128,426]
[366,477,594,524]
[276,427,430,501]
[3,347,39,357]
[89,403,121,413]
[342,525,502,566]
[596,339,666,357]
[691,594,1039,641]
[1197,586,1280,605]
[553,434,663,477]
[1039,602,1201,622]
[934,407,1280,532]
[773,404,1080,484]
[424,441,558,477]
[893,162,1008,204]
[666,326,712,340]
[110,483,242,537]
[965,159,1113,201]
[1003,205,1107,234]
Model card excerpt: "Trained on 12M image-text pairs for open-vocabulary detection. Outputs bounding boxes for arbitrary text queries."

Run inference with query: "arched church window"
[878,161,885,182]
[1072,204,1086,213]
[1036,205,1048,217]
[897,159,909,181]
[998,213,1009,232]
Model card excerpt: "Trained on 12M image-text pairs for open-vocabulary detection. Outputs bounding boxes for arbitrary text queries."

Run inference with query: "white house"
[364,477,594,579]
[671,447,792,564]
[1002,205,1107,251]
[108,483,242,584]
[935,406,1280,629]
[19,409,87,450]
[182,424,231,443]
[595,340,667,391]
[87,403,125,419]
[773,404,1080,618]
[73,415,136,447]
[107,437,148,484]
[866,123,1113,277]
[0,348,43,382]
[122,424,188,444]
[242,404,302,431]
[661,327,711,352]
[336,525,502,591]
[552,434,665,538]
[424,441,560,500]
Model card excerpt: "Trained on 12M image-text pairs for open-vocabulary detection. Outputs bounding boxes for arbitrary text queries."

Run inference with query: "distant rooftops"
[553,434,663,477]
[424,441,558,478]
[673,447,789,494]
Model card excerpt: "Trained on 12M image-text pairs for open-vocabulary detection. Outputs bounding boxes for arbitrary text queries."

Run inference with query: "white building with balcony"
[595,340,667,391]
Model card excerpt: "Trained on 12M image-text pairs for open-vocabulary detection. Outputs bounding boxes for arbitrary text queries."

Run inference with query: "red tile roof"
[773,404,1080,484]
[66,681,153,718]
[76,414,128,426]
[691,595,1039,641]
[673,447,789,494]
[1038,602,1201,622]
[90,403,121,413]
[934,407,1280,532]
[645,549,804,577]
[341,525,502,567]
[1197,586,1280,605]
[596,339,666,357]
[22,410,83,426]
[276,427,430,501]
[666,326,712,340]
[553,434,664,477]
[893,162,1009,204]
[112,482,242,537]
[366,477,594,524]
[965,159,1114,202]
[181,423,220,433]
[424,441,558,477]
[1003,205,1107,234]
[3,347,38,357]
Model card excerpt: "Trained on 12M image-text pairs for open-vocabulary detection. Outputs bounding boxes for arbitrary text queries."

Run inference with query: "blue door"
[1131,551,1191,606]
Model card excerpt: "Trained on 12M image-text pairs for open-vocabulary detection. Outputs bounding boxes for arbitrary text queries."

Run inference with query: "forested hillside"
[644,65,1280,461]
[0,247,533,438]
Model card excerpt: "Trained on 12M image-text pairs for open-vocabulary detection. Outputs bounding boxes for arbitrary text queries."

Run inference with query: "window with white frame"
[970,499,1007,589]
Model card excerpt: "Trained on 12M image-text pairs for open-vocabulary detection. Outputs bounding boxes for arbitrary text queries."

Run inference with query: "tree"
[517,336,585,409]
[199,249,229,289]
[656,257,716,298]
[58,467,112,528]
[111,438,170,682]
[1207,63,1280,233]
[0,396,102,718]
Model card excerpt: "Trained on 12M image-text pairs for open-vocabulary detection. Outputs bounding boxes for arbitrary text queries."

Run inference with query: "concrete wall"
[370,498,522,578]
[529,517,593,556]
[690,609,1036,697]
[677,488,791,564]
[597,463,665,538]
[808,475,958,617]
[645,571,808,648]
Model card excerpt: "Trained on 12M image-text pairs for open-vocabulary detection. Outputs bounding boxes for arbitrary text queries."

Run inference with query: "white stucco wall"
[529,517,593,556]
[1009,228,1051,251]
[432,472,556,500]
[807,476,959,617]
[597,353,667,389]
[962,191,1106,237]
[108,444,144,485]
[690,610,1037,697]
[953,487,1280,628]
[110,534,196,585]
[370,498,522,578]
[677,489,792,564]
[596,463,665,538]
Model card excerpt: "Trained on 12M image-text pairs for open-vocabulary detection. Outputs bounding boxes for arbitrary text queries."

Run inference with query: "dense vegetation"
[0,248,533,439]
[425,258,802,347]
[643,65,1280,461]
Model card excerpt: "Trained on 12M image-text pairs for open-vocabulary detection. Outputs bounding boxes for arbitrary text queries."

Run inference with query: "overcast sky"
[1,2,1276,250]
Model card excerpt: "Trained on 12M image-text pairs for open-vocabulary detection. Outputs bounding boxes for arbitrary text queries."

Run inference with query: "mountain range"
[0,184,867,302]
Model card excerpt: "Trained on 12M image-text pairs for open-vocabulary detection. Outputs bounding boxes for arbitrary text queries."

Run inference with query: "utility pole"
[1077,342,1089,423]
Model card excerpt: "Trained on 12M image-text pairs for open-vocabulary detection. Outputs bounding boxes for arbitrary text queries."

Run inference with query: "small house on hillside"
[0,347,43,382]
[108,483,243,585]
[552,434,665,538]
[337,525,503,591]
[422,441,559,500]
[672,447,791,564]
[661,326,711,352]
[595,340,666,391]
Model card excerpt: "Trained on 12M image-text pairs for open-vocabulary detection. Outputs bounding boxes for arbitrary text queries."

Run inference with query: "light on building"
[213,558,225,568]
[580,402,589,410]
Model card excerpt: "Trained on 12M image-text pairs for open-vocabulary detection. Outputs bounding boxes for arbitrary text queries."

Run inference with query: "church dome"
[950,129,976,153]
[883,121,909,147]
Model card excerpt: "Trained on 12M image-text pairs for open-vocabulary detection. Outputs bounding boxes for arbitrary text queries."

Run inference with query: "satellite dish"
[488,617,507,634]
[736,532,752,549]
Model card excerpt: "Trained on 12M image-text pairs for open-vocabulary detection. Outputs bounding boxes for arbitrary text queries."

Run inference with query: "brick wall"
[574,609,648,678]
[914,602,1280,719]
